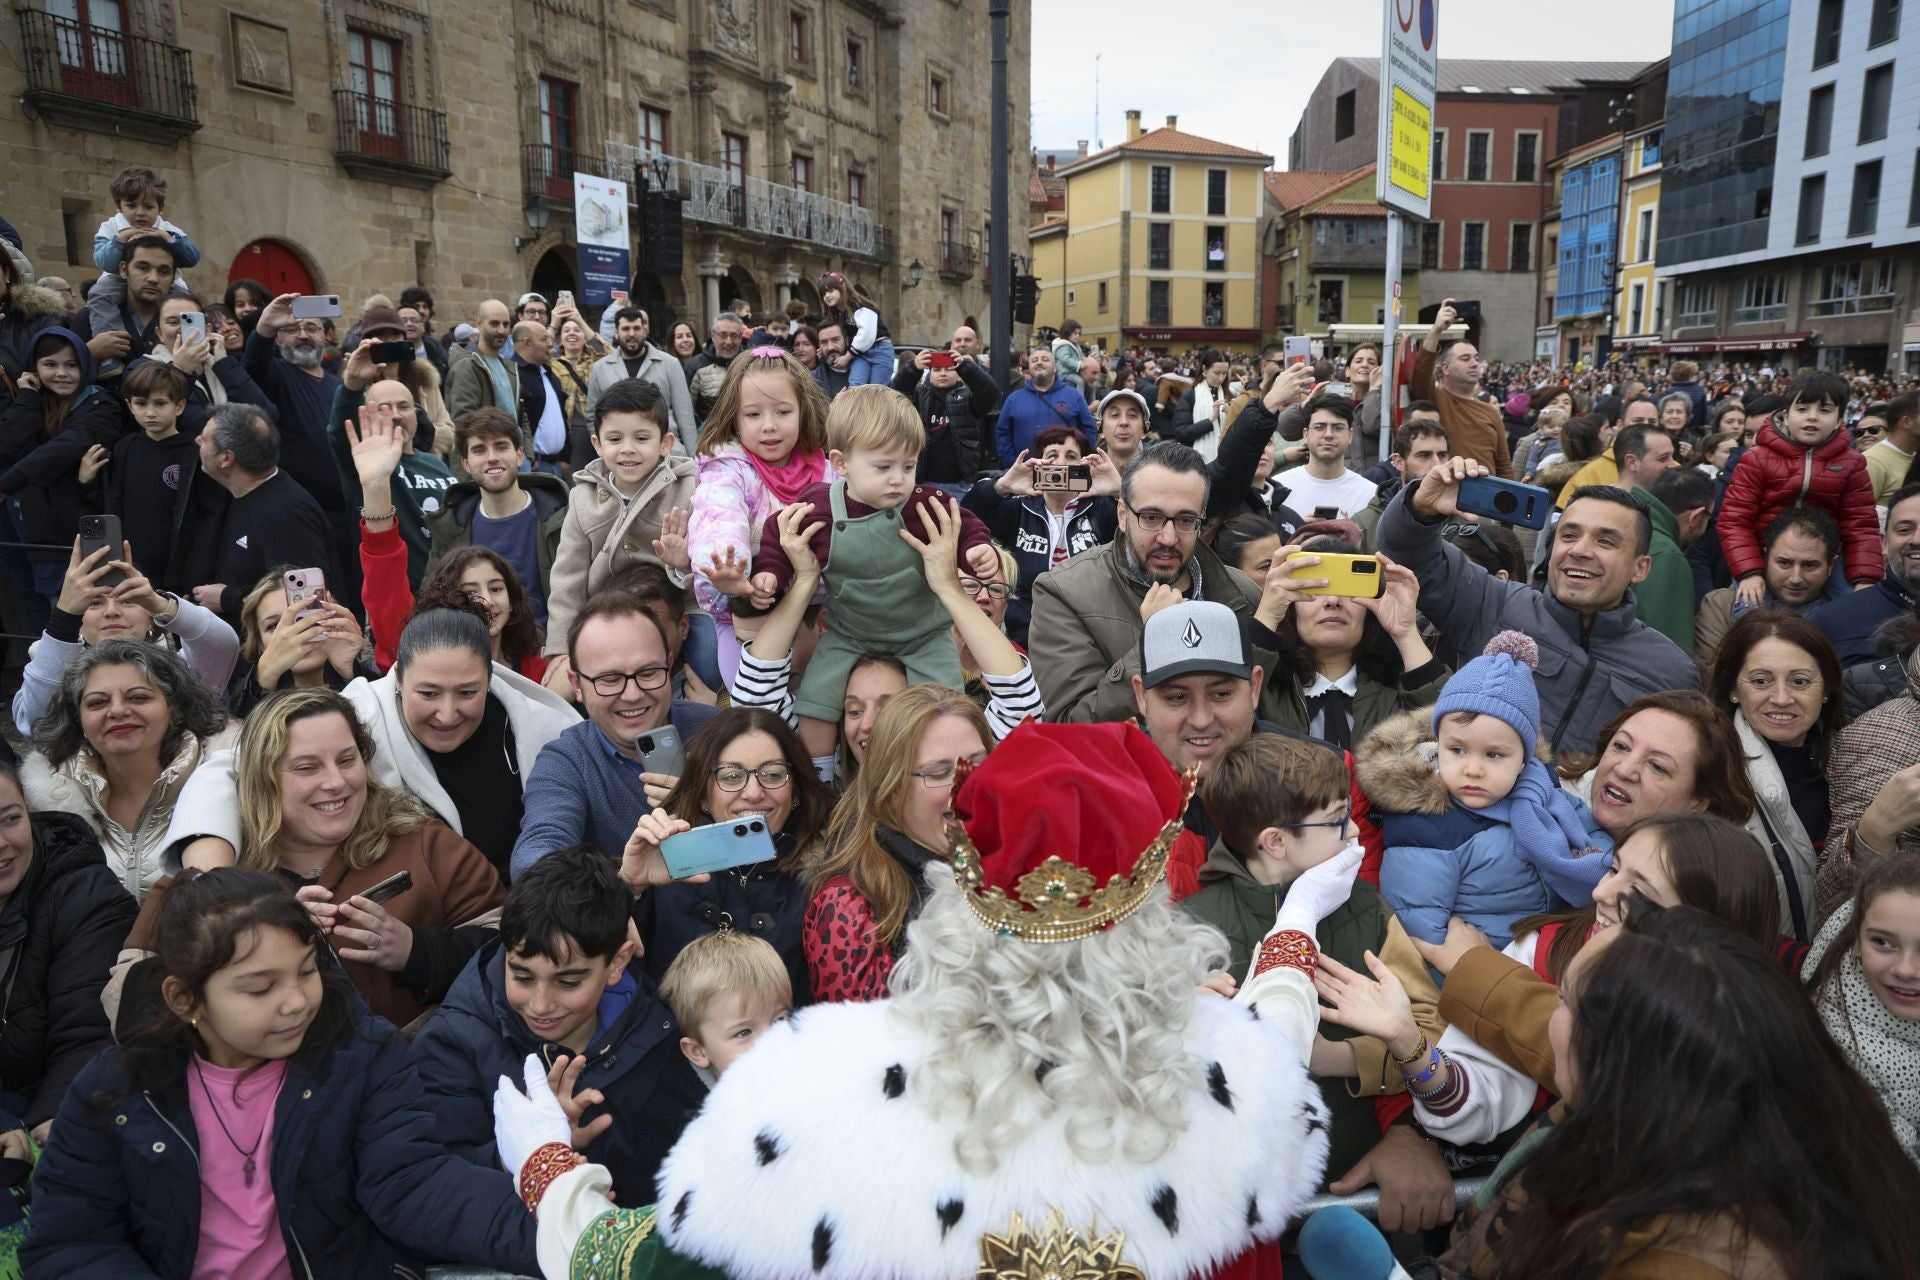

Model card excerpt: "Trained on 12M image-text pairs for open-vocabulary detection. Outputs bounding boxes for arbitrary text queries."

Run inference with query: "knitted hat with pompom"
[1432,630,1542,750]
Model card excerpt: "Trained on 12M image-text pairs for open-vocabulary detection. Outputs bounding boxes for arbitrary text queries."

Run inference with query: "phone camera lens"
[732,824,747,836]
[1357,561,1376,574]
[750,820,765,832]
[1494,491,1518,513]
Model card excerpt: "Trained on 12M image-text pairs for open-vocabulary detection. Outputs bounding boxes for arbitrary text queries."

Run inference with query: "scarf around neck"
[744,446,828,507]
[1806,902,1920,1162]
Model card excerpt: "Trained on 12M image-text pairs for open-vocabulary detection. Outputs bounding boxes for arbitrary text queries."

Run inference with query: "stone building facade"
[2,0,1031,343]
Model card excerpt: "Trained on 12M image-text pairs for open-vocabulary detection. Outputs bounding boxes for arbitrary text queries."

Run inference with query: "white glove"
[493,1053,571,1177]
[1273,839,1364,939]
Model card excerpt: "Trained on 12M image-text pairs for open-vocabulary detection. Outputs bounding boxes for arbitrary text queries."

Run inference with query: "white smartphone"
[1284,335,1311,365]
[290,294,342,320]
[557,289,576,309]
[176,311,207,346]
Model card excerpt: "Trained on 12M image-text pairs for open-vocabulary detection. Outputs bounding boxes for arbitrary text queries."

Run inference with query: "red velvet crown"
[948,722,1193,943]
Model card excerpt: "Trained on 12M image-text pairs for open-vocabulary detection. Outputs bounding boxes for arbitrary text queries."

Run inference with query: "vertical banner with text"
[573,172,632,307]
[1376,0,1437,220]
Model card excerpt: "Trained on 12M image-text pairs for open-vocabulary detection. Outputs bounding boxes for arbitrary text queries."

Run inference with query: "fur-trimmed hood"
[1533,454,1588,494]
[3,282,66,323]
[1355,707,1554,817]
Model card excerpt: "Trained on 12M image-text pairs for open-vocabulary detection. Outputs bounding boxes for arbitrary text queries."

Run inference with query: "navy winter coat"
[412,939,707,1206]
[23,1013,539,1279]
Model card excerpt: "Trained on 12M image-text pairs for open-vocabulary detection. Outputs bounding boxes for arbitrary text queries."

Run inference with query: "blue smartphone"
[660,817,776,878]
[1456,475,1551,530]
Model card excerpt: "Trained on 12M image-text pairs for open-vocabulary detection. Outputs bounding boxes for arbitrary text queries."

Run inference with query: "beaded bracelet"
[1405,1044,1444,1088]
[1409,1051,1457,1100]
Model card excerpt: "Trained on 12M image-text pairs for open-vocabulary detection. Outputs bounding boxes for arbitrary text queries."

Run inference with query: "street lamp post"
[989,0,1012,393]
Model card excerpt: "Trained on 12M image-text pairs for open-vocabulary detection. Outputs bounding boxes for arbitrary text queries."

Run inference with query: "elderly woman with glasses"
[729,501,1042,788]
[617,707,834,1000]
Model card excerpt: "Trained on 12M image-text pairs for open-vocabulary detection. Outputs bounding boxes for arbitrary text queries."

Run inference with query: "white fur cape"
[653,994,1331,1280]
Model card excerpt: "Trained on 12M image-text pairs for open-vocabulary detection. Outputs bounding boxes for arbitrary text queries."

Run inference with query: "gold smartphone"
[1284,552,1385,599]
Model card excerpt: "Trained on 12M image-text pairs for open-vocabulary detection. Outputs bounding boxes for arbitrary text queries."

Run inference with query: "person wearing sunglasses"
[616,707,834,999]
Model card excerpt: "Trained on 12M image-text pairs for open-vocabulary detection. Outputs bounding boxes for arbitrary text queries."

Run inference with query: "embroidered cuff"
[520,1141,586,1216]
[1250,929,1318,982]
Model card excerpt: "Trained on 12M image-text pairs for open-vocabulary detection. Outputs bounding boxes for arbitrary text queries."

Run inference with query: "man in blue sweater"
[996,344,1096,465]
[511,593,719,878]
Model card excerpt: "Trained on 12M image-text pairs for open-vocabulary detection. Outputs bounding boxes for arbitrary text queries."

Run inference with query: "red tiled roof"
[1314,202,1387,217]
[1062,127,1270,173]
[1265,164,1375,211]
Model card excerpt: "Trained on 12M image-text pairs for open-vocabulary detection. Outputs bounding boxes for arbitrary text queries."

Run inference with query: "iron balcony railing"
[18,8,198,131]
[331,89,451,181]
[938,241,978,280]
[605,141,890,260]
[524,142,589,205]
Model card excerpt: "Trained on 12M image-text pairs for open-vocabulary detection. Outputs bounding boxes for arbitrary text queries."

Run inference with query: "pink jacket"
[689,443,837,621]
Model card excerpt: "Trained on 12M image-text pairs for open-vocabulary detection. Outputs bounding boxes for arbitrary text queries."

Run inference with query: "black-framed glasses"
[579,666,671,697]
[959,578,1011,599]
[1286,805,1351,832]
[710,763,793,791]
[911,752,991,789]
[1130,509,1204,534]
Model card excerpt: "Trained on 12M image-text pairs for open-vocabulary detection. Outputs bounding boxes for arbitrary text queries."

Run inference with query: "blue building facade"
[1554,153,1622,322]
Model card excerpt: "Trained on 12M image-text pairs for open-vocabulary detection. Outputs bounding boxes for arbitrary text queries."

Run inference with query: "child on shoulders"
[88,166,199,343]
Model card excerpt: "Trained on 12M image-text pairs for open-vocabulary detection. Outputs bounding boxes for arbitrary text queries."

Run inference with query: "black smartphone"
[359,868,414,905]
[1312,505,1341,521]
[368,339,413,364]
[78,514,125,589]
[1456,475,1551,530]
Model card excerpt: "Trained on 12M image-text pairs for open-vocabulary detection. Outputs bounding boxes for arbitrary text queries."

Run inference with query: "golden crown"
[945,767,1195,945]
[976,1212,1144,1280]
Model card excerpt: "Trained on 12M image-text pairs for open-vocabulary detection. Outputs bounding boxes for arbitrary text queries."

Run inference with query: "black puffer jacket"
[891,357,1001,482]
[0,810,138,1127]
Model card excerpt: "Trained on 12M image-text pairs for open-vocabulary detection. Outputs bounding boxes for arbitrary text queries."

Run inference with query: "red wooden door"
[229,241,317,297]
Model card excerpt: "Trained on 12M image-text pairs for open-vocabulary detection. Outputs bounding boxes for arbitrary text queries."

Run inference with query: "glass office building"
[1658,0,1791,267]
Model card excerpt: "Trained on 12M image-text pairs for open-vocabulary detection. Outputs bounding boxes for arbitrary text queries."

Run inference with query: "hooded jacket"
[424,468,571,596]
[890,356,1001,481]
[23,1011,540,1279]
[0,326,126,559]
[1376,484,1700,756]
[543,453,698,657]
[411,939,707,1205]
[994,377,1096,466]
[1720,418,1882,584]
[0,812,138,1127]
[0,281,67,384]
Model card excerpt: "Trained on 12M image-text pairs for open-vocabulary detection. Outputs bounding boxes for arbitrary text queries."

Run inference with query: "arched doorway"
[229,239,317,295]
[721,266,761,316]
[787,276,822,320]
[629,272,683,337]
[530,248,577,306]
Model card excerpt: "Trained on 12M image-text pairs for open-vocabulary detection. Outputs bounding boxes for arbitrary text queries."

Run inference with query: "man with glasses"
[1029,441,1281,723]
[511,593,720,878]
[398,303,449,379]
[1272,394,1376,520]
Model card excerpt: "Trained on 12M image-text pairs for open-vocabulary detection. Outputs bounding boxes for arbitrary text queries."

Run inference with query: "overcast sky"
[1029,0,1677,169]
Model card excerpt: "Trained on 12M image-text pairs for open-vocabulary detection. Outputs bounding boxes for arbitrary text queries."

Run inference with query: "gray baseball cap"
[1139,600,1253,689]
[1098,388,1151,420]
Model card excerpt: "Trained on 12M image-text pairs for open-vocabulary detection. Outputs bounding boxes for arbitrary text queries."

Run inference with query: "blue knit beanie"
[1432,631,1542,749]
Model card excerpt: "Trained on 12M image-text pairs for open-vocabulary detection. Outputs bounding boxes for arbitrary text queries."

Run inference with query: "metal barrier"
[420,1178,1491,1280]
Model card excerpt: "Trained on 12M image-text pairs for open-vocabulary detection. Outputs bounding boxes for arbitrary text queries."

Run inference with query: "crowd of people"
[0,166,1918,1280]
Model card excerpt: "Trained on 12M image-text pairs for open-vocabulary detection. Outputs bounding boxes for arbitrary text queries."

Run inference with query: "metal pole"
[1379,210,1402,461]
[989,0,1012,394]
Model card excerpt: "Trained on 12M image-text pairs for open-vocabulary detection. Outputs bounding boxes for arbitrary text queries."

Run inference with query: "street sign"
[1376,0,1437,219]
[573,171,632,307]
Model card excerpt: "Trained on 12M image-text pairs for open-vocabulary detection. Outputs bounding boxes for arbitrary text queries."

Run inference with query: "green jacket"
[424,472,571,600]
[1351,478,1400,551]
[1182,839,1391,1183]
[1630,486,1695,652]
[328,384,456,589]
[1266,658,1451,744]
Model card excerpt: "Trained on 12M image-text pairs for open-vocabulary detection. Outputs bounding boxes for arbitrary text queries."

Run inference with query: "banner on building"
[1376,0,1437,219]
[573,172,631,307]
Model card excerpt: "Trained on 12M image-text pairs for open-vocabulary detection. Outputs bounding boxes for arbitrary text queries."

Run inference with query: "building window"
[845,37,864,90]
[1797,174,1826,244]
[1148,222,1170,270]
[1432,130,1447,181]
[1509,222,1533,272]
[1850,160,1882,235]
[788,10,808,64]
[1675,281,1716,327]
[1811,257,1897,314]
[928,72,948,116]
[1641,129,1662,166]
[1911,150,1920,225]
[639,104,669,154]
[1514,132,1539,183]
[1734,272,1789,322]
[1148,280,1170,325]
[1806,84,1835,158]
[1628,281,1645,334]
[1655,280,1668,331]
[536,75,576,195]
[847,170,865,208]
[1815,0,1845,67]
[347,29,402,146]
[1203,281,1226,327]
[1637,207,1654,262]
[1870,0,1900,45]
[1334,89,1356,141]
[723,131,747,186]
[1466,131,1491,182]
[1461,221,1486,270]
[1317,280,1344,325]
[1206,225,1226,270]
[1861,64,1894,143]
[1207,169,1228,217]
[791,153,812,192]
[1150,165,1171,214]
[1097,281,1109,313]
[1421,221,1442,269]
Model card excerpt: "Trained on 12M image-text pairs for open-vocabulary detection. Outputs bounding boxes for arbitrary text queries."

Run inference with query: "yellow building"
[1032,112,1272,355]
[1614,124,1666,352]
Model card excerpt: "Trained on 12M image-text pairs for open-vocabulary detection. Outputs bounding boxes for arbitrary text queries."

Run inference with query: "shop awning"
[1654,331,1815,353]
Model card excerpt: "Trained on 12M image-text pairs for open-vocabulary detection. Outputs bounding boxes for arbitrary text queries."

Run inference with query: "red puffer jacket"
[1718,421,1882,583]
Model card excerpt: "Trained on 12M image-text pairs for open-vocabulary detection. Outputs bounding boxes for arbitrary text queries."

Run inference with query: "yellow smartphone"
[1284,551,1384,598]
